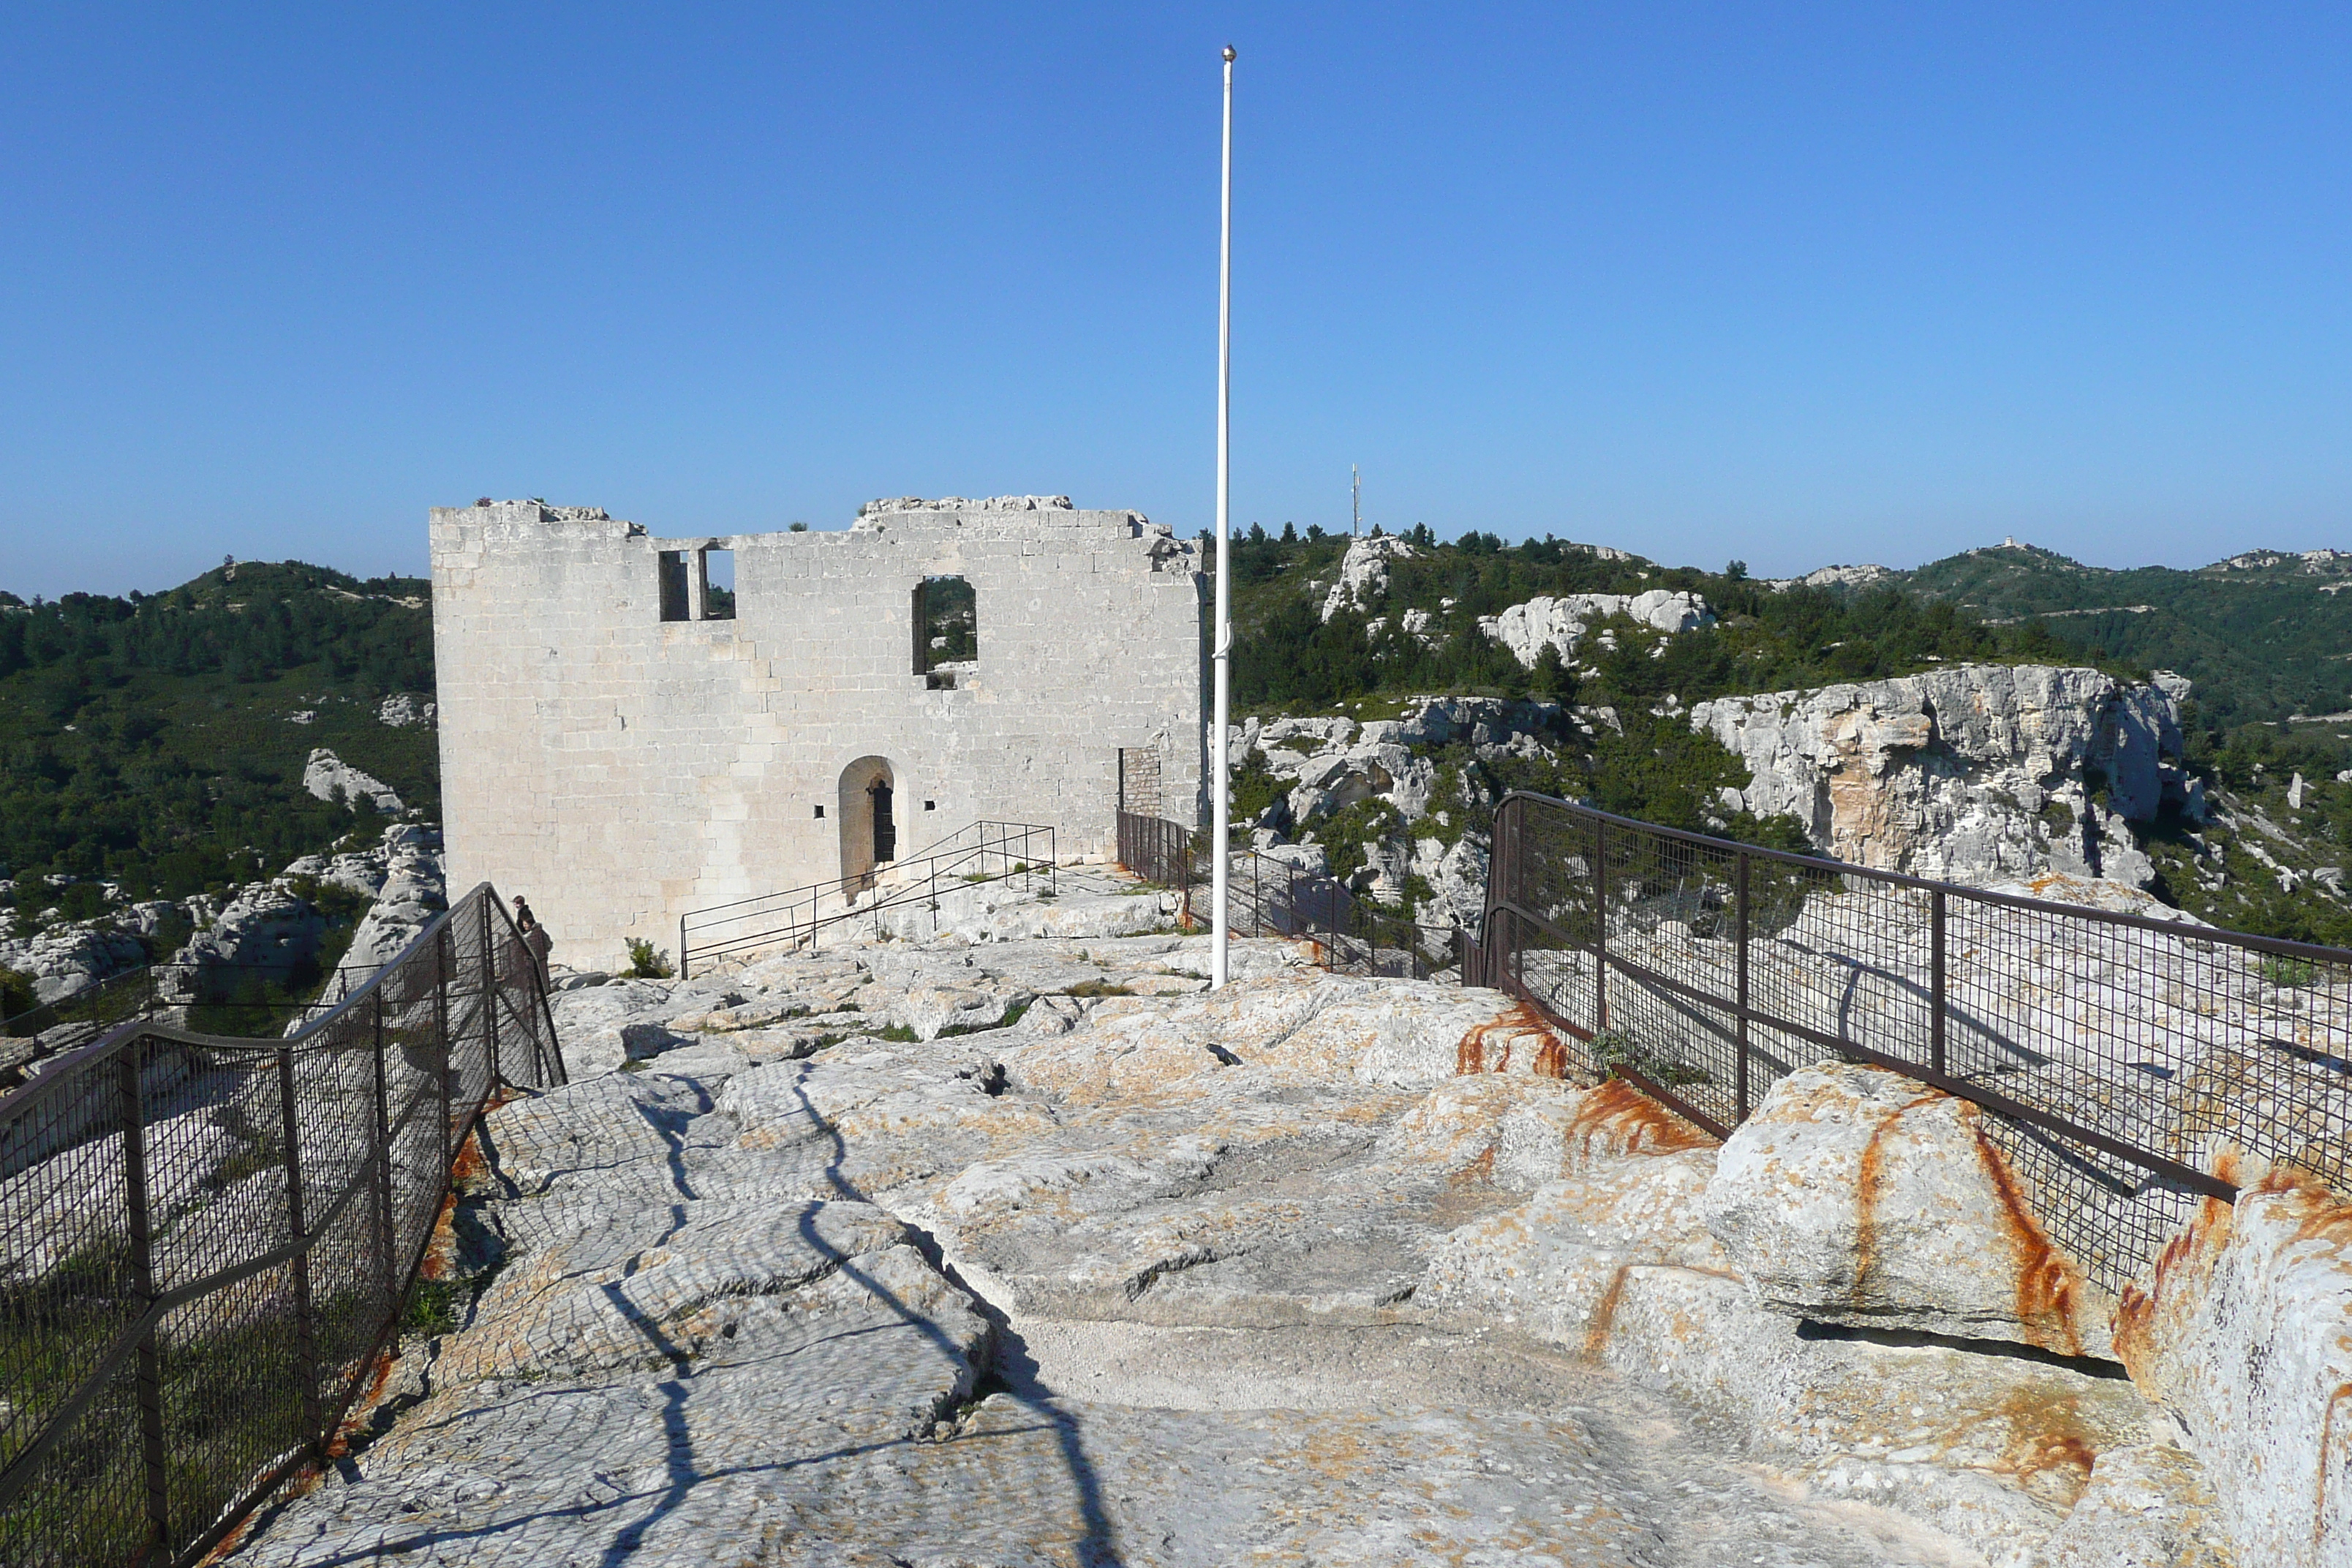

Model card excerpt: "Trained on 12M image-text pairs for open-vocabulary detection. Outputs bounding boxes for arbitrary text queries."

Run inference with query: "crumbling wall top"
[857,494,1075,516]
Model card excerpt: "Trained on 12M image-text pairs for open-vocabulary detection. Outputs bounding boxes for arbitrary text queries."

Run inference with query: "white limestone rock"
[900,981,1031,1041]
[301,748,403,815]
[1480,589,1714,668]
[1692,663,2189,886]
[2114,1161,2352,1568]
[1703,1063,2116,1359]
[2027,1439,2233,1567]
[173,883,326,984]
[0,922,147,1004]
[338,825,448,976]
[546,979,682,1077]
[1317,535,1419,620]
[374,693,436,728]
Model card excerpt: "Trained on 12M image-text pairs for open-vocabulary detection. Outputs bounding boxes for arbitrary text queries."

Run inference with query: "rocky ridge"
[219,867,2337,1567]
[1,822,444,1017]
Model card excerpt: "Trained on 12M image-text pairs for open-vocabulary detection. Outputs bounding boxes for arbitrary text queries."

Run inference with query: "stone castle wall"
[431,497,1203,962]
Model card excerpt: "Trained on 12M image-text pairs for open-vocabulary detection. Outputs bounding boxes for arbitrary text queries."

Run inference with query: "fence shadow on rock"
[1116,811,1463,981]
[1471,791,2352,1296]
[0,882,565,1568]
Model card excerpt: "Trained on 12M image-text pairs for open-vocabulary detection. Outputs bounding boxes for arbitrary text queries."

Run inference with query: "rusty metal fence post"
[121,1046,170,1558]
[436,924,454,1176]
[1593,815,1610,1031]
[277,1046,323,1448]
[1735,848,1752,1123]
[372,989,395,1304]
[481,908,500,1088]
[1930,885,1948,1078]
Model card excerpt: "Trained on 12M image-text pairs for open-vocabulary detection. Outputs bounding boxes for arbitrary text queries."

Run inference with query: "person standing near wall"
[512,894,554,985]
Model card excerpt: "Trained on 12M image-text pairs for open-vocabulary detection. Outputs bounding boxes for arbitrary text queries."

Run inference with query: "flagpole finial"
[1223,45,1236,62]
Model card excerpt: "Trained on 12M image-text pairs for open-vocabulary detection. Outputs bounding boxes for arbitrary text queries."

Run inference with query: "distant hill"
[1878,542,2352,729]
[0,560,437,917]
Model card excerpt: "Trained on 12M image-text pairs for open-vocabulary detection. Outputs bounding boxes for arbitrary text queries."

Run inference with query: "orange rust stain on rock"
[1967,1110,2093,1357]
[2113,1194,2235,1382]
[1581,1264,1633,1362]
[1850,1092,1943,1311]
[1454,1000,1547,1074]
[1532,1037,1569,1079]
[1988,1385,2098,1503]
[1564,1079,1716,1158]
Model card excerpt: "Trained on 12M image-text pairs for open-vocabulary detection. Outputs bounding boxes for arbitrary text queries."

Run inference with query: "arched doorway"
[837,756,897,892]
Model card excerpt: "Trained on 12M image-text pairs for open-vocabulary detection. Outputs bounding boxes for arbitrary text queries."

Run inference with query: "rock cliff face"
[1693,663,2195,887]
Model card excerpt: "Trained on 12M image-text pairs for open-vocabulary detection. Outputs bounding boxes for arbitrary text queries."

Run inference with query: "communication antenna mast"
[1352,466,1360,537]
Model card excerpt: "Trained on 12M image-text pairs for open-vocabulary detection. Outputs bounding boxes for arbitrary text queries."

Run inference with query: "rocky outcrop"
[173,883,325,984]
[375,693,435,728]
[1236,698,1572,920]
[1703,1063,2115,1358]
[331,825,447,974]
[301,747,403,815]
[1694,663,2194,886]
[1765,562,1896,592]
[0,922,147,1006]
[1479,589,1714,668]
[1317,534,1418,620]
[2114,1158,2352,1568]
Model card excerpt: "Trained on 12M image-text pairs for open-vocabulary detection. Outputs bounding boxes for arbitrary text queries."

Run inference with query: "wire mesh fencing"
[1474,791,2352,1295]
[1116,812,1461,980]
[0,882,565,1568]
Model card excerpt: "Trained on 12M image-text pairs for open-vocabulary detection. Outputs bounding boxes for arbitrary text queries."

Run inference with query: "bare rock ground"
[224,885,2215,1567]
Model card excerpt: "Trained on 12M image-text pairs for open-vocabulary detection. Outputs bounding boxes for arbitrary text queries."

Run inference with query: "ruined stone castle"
[431,496,1203,958]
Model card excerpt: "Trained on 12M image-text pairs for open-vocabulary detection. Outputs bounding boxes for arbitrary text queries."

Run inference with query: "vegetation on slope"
[0,562,435,916]
[1892,541,2352,730]
[1218,524,2126,714]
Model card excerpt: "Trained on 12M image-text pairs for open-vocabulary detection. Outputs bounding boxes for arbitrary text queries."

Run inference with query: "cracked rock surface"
[228,910,2215,1567]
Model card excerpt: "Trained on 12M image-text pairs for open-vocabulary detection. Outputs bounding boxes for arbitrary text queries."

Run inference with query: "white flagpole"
[1211,43,1236,991]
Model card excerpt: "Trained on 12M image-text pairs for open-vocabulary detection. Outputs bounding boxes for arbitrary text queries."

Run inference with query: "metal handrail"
[678,821,1058,977]
[1115,810,1459,981]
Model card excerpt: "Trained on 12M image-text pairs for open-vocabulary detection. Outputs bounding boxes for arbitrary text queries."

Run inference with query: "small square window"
[813,804,826,818]
[924,800,936,811]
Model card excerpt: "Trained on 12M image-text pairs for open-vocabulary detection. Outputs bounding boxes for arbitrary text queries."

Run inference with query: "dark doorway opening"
[870,778,897,864]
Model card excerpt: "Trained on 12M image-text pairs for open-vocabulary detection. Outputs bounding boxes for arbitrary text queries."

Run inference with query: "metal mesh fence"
[1475,792,2352,1295]
[1117,812,1461,981]
[0,882,565,1568]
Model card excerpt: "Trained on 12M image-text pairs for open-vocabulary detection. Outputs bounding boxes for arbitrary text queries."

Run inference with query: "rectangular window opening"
[657,551,690,621]
[913,574,978,690]
[700,548,736,620]
[814,804,825,818]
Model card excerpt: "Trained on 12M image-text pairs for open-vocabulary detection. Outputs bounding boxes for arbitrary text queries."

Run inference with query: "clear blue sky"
[5,4,2350,598]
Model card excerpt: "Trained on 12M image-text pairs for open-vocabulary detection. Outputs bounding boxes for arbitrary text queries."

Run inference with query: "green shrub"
[625,938,674,979]
[1588,1028,1711,1088]
[2261,954,2318,988]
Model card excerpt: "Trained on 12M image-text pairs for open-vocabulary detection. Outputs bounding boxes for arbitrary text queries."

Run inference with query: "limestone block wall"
[431,497,1204,962]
